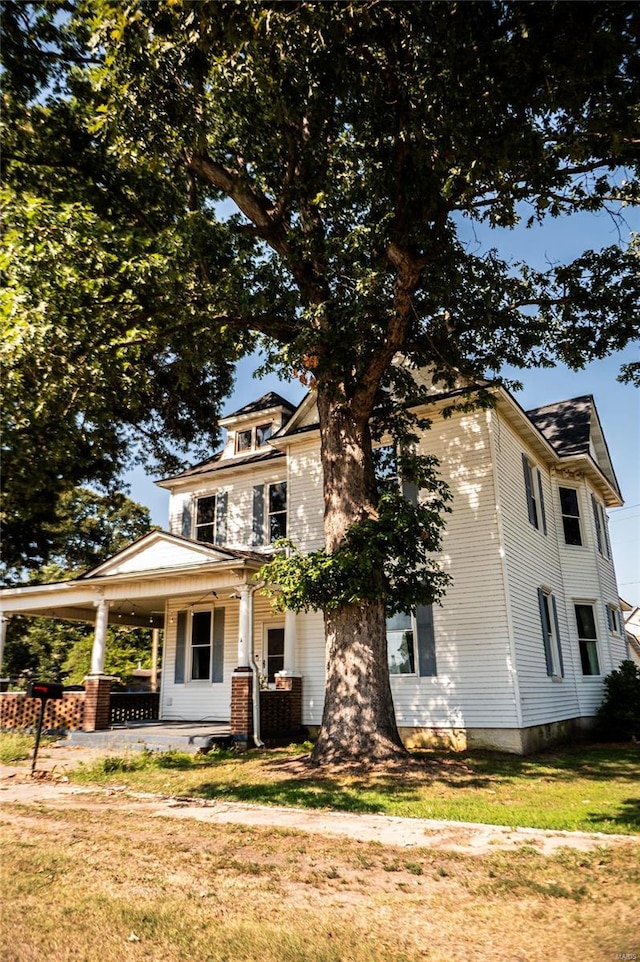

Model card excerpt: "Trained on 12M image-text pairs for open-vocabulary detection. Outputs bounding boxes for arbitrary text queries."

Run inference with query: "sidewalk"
[1,754,637,857]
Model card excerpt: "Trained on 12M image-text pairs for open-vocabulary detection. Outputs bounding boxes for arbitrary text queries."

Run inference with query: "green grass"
[68,742,640,835]
[0,731,52,764]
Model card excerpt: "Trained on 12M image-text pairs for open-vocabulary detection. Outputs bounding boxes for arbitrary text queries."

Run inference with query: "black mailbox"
[26,681,64,701]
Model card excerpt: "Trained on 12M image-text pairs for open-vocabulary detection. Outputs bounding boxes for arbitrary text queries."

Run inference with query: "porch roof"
[0,530,267,628]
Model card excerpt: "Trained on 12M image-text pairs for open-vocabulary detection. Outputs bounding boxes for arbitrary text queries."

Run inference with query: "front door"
[265,626,285,684]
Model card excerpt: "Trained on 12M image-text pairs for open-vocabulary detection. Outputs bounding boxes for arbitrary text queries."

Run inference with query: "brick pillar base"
[275,674,303,731]
[83,676,112,731]
[231,669,253,750]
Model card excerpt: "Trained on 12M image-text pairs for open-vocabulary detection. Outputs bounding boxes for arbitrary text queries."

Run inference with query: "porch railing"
[109,691,160,725]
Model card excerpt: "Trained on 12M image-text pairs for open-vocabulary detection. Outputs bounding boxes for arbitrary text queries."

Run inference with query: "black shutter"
[181,499,193,538]
[215,492,227,546]
[591,494,603,554]
[174,611,187,684]
[536,470,547,535]
[551,594,564,677]
[416,605,436,676]
[252,485,265,546]
[537,588,553,676]
[211,608,225,683]
[522,454,536,526]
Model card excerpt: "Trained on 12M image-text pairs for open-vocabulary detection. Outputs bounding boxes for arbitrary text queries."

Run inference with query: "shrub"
[596,660,640,741]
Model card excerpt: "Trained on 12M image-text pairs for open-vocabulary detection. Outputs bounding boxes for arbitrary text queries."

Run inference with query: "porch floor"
[64,721,232,754]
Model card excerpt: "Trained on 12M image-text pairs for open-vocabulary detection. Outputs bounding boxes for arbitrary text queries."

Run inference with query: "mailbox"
[26,681,65,774]
[27,681,64,701]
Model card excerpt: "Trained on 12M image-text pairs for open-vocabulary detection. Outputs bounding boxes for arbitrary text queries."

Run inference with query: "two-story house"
[0,380,626,752]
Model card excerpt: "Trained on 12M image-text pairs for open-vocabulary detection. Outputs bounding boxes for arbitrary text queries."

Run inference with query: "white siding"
[492,411,623,725]
[161,597,239,722]
[287,438,324,551]
[392,408,519,729]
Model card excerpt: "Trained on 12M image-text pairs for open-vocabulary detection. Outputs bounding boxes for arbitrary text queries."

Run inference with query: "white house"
[0,379,627,753]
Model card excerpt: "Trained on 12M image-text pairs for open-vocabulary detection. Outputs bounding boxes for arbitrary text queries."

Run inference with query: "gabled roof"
[80,530,267,579]
[222,391,295,420]
[527,395,620,496]
[527,395,593,457]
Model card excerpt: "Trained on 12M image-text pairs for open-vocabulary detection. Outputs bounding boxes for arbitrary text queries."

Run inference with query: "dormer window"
[236,429,252,453]
[235,423,273,453]
[256,423,273,446]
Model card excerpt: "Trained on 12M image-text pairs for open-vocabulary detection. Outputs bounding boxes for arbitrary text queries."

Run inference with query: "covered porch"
[0,531,303,746]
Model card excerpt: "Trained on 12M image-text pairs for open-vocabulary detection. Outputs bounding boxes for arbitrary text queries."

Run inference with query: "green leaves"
[261,451,451,616]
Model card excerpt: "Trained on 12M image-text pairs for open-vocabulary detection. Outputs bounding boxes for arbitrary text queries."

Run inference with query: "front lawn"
[69,742,640,835]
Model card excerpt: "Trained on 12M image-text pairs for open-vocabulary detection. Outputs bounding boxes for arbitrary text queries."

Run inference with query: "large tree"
[2,2,638,761]
[2,487,154,683]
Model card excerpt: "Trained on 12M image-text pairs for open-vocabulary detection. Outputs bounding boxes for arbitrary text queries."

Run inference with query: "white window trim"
[539,587,564,680]
[267,481,287,544]
[387,612,417,677]
[574,600,602,678]
[262,622,286,688]
[606,604,622,636]
[189,607,214,683]
[558,485,583,548]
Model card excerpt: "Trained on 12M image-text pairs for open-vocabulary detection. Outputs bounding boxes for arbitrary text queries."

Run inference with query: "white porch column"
[283,609,297,674]
[0,612,8,676]
[150,628,160,692]
[237,585,252,668]
[90,599,109,675]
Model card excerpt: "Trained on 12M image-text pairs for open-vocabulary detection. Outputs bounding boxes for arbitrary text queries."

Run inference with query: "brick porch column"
[275,674,303,732]
[83,676,112,731]
[230,669,253,750]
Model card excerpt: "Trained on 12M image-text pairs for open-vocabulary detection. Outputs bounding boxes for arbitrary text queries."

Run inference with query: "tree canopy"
[1,1,638,759]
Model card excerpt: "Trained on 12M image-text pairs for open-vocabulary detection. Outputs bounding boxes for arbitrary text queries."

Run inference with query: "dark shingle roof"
[160,447,284,483]
[224,391,295,419]
[527,395,593,458]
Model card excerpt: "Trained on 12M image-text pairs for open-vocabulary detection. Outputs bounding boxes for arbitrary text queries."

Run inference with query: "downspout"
[248,583,265,748]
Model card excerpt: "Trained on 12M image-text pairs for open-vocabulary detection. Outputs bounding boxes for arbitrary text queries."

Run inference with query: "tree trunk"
[311,384,406,764]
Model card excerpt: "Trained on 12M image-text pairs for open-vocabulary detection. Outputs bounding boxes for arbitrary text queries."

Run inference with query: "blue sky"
[127,208,639,607]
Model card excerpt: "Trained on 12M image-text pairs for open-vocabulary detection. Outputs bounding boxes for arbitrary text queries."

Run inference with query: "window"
[387,612,415,674]
[591,495,610,558]
[374,444,398,491]
[194,493,227,545]
[374,443,418,503]
[574,604,601,676]
[268,482,287,541]
[256,423,273,446]
[386,606,436,676]
[522,454,547,533]
[191,610,212,680]
[252,482,287,545]
[236,429,252,453]
[606,604,622,635]
[174,608,225,684]
[265,626,285,683]
[559,487,582,546]
[537,588,564,678]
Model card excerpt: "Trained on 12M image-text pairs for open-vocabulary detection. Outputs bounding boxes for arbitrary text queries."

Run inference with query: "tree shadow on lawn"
[134,742,640,815]
[585,795,640,834]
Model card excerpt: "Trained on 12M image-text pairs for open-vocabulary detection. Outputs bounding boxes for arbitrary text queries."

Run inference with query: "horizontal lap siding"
[161,598,239,722]
[287,440,324,551]
[281,439,326,726]
[392,410,518,730]
[495,416,583,726]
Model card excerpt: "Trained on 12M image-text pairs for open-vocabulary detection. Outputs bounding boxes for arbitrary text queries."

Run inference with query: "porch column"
[283,609,297,674]
[90,599,109,675]
[237,585,252,668]
[151,628,160,692]
[0,612,8,679]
